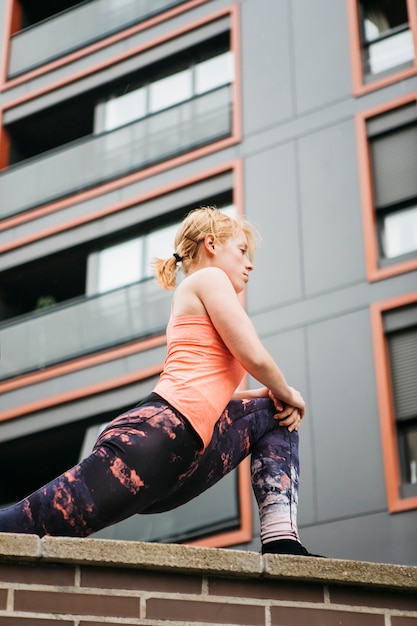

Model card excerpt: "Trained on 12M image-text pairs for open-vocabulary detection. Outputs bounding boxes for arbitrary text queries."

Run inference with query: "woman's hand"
[276,407,302,432]
[268,389,305,431]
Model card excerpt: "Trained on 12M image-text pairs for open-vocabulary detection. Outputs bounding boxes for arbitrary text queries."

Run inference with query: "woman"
[0,207,316,556]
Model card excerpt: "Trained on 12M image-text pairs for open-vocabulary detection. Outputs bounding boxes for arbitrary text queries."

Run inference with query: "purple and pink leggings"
[0,394,300,545]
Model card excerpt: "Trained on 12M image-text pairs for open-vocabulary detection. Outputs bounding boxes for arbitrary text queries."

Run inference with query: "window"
[384,303,417,500]
[347,0,417,95]
[359,0,414,80]
[96,51,234,133]
[1,23,234,219]
[367,102,417,264]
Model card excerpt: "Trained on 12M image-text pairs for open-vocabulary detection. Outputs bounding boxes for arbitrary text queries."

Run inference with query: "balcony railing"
[8,0,188,78]
[0,85,232,219]
[0,279,171,381]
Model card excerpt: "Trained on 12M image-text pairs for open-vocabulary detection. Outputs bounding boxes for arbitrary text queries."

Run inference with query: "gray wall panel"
[292,0,352,114]
[245,142,303,313]
[307,309,386,521]
[300,509,417,565]
[241,0,293,135]
[299,118,365,295]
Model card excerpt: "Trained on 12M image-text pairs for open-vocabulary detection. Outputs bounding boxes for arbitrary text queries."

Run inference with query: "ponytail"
[152,254,181,290]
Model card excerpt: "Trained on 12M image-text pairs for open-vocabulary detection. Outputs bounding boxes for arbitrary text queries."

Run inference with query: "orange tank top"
[153,315,245,450]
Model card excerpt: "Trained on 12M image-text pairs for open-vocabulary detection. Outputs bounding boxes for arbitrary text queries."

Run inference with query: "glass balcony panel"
[0,86,232,219]
[8,0,187,77]
[0,280,171,380]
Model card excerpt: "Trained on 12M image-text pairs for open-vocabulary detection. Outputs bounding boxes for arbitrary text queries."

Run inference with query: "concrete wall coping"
[1,533,416,591]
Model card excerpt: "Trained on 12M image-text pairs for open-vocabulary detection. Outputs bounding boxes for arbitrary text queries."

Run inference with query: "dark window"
[367,103,417,264]
[384,303,417,497]
[358,0,414,80]
[18,0,86,29]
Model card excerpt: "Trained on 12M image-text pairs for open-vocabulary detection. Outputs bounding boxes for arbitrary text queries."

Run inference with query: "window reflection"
[381,205,417,258]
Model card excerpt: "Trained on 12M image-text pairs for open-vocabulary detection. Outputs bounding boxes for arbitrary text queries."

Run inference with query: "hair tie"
[173,252,183,264]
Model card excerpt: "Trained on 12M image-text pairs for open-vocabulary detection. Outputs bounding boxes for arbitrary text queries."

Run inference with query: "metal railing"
[8,0,188,77]
[0,279,171,380]
[0,85,232,219]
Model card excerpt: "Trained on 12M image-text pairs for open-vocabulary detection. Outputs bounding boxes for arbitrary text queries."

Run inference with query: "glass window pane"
[220,204,237,218]
[366,29,414,75]
[149,69,192,113]
[97,238,144,293]
[381,205,417,258]
[399,423,417,484]
[145,223,179,277]
[195,52,234,94]
[102,87,147,132]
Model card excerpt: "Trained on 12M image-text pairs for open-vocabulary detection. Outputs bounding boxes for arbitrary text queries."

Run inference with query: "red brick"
[392,618,417,626]
[0,563,75,587]
[0,617,72,626]
[0,589,7,609]
[14,590,139,618]
[209,576,324,602]
[271,606,384,626]
[81,566,201,594]
[329,585,417,612]
[147,597,265,625]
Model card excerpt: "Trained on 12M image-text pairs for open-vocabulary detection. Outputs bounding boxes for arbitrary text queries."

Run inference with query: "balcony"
[0,85,232,219]
[8,0,188,78]
[0,279,170,381]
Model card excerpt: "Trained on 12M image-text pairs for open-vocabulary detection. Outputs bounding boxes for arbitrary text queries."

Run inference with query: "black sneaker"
[261,539,324,557]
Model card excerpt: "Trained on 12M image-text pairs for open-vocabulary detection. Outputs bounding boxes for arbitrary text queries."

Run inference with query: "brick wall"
[0,534,416,625]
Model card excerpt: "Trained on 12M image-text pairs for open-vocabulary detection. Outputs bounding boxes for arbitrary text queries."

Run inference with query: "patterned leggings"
[0,394,300,543]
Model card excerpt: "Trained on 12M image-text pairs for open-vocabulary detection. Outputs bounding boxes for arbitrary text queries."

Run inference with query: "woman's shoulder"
[173,268,230,317]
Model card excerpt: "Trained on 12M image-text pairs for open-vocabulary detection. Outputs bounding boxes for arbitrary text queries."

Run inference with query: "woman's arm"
[192,268,306,416]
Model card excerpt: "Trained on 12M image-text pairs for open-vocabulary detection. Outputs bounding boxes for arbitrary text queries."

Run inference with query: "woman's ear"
[203,234,216,255]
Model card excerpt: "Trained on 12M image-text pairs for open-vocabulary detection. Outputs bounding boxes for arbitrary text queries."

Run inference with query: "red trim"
[356,92,417,282]
[1,0,211,91]
[0,120,10,169]
[370,292,417,513]
[346,0,417,97]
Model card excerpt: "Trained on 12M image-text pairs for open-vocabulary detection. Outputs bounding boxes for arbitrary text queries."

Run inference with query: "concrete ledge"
[0,533,416,592]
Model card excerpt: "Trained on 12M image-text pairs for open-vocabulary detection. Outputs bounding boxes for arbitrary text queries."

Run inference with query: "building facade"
[0,0,416,565]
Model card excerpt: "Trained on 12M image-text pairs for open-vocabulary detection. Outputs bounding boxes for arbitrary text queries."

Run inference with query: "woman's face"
[214,231,254,293]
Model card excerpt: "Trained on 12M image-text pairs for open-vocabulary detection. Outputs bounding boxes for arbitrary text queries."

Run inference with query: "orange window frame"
[355,92,417,282]
[0,0,212,90]
[371,291,417,513]
[346,0,417,97]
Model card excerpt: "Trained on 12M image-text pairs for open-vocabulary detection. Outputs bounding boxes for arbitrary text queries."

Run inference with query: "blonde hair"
[153,206,259,290]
